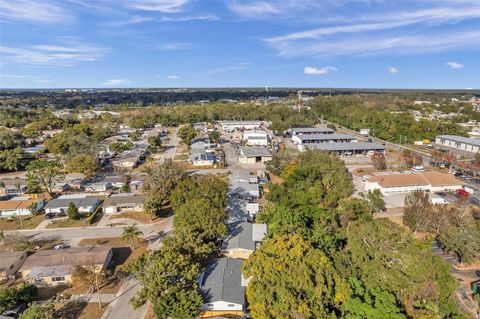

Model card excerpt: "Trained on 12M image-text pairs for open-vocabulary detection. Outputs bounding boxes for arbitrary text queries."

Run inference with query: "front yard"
[0,214,44,230]
[109,211,157,224]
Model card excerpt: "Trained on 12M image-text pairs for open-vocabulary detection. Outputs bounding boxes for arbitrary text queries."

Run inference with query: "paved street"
[5,217,172,244]
[159,127,179,163]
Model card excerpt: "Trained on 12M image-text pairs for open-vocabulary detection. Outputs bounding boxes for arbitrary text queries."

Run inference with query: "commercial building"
[243,130,269,146]
[199,257,247,318]
[218,120,263,131]
[103,193,146,214]
[20,247,113,286]
[292,134,357,151]
[302,142,385,155]
[238,147,272,164]
[365,171,463,194]
[435,135,480,154]
[289,127,334,136]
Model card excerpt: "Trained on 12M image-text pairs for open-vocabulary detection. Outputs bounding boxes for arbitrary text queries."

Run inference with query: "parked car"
[54,243,69,250]
[456,189,470,197]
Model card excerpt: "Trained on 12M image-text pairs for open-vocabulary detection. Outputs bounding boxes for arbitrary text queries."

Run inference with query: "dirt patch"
[0,214,44,230]
[109,212,160,224]
[54,301,107,319]
[267,172,283,185]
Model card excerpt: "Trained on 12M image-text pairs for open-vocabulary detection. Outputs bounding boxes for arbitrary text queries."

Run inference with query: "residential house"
[0,179,28,197]
[0,251,27,283]
[0,196,45,218]
[44,194,101,216]
[189,148,215,166]
[224,222,266,259]
[103,193,146,214]
[199,258,247,318]
[20,247,113,286]
[103,175,127,189]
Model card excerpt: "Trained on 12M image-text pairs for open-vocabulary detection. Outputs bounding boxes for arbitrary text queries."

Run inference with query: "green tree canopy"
[26,159,65,195]
[243,234,348,319]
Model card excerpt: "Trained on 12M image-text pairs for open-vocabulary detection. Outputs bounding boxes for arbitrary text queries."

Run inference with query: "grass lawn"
[109,212,158,224]
[78,237,148,268]
[46,213,101,229]
[173,153,188,161]
[0,214,44,230]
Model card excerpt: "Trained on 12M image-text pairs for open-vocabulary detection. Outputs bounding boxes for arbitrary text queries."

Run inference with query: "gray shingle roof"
[200,258,245,305]
[103,194,146,207]
[225,222,255,251]
[45,197,101,209]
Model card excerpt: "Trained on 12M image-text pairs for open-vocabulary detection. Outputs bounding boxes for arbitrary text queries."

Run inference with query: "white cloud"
[304,66,337,75]
[206,62,252,74]
[446,61,464,69]
[268,30,480,57]
[0,0,72,24]
[0,40,107,66]
[388,66,399,74]
[126,0,191,13]
[157,42,191,50]
[159,14,218,21]
[166,75,180,80]
[228,1,279,17]
[102,79,131,86]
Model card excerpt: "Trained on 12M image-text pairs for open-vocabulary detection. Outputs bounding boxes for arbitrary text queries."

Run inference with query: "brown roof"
[0,199,42,211]
[421,171,464,187]
[20,246,112,271]
[369,172,463,188]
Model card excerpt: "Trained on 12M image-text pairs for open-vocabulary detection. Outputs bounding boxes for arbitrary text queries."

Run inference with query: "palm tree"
[121,224,143,250]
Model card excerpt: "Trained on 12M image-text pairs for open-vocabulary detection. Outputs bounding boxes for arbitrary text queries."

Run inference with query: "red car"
[456,189,470,197]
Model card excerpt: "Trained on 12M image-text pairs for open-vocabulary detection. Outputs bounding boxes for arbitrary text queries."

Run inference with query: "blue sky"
[0,0,479,89]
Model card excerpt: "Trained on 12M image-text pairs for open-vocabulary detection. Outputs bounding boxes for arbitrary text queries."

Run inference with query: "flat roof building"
[435,135,480,154]
[289,127,334,136]
[365,171,463,194]
[218,121,263,131]
[238,147,272,164]
[293,134,357,151]
[302,142,385,155]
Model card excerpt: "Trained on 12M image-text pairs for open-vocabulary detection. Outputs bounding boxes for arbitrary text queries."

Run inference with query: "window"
[228,304,235,307]
[52,276,65,282]
[207,304,214,308]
